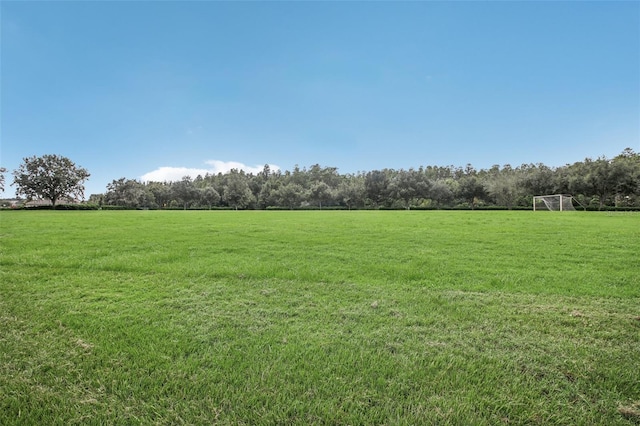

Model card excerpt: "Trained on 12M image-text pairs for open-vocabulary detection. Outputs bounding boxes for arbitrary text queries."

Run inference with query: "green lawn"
[1,210,639,425]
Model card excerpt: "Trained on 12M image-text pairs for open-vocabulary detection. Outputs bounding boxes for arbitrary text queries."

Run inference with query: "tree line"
[93,148,640,210]
[3,149,638,210]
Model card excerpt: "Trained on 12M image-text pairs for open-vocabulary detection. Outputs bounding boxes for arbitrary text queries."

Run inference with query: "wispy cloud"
[140,160,280,183]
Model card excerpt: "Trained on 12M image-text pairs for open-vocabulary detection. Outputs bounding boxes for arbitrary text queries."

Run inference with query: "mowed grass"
[0,210,638,425]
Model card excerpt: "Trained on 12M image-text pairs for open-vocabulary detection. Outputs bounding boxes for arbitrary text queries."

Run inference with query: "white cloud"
[140,161,280,183]
[205,160,277,175]
[140,166,210,183]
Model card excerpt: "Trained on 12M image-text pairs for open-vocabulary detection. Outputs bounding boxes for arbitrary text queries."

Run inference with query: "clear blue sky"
[2,1,639,198]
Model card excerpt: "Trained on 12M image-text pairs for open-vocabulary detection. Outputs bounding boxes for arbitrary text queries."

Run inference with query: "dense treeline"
[94,148,640,210]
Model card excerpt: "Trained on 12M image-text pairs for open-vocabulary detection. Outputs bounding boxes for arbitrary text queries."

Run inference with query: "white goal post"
[533,194,581,211]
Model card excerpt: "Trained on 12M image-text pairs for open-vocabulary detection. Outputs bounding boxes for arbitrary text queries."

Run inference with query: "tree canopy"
[12,154,90,208]
[4,149,639,210]
[96,148,639,211]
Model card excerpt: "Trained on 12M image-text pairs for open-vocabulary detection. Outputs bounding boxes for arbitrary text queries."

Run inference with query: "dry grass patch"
[618,402,640,421]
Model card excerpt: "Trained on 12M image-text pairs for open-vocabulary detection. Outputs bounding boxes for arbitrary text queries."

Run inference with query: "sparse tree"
[88,193,104,207]
[12,154,89,208]
[484,170,520,210]
[0,167,6,192]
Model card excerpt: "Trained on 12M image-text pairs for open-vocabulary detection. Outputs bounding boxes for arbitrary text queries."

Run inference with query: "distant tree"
[364,170,390,207]
[275,182,305,209]
[456,175,486,209]
[588,156,637,210]
[88,193,104,207]
[519,163,556,196]
[612,148,640,201]
[172,176,200,210]
[424,165,455,181]
[484,166,520,209]
[337,176,365,210]
[309,181,333,209]
[83,148,640,211]
[147,182,171,208]
[0,167,6,192]
[199,186,221,209]
[564,157,632,210]
[429,180,454,208]
[258,164,273,180]
[389,169,430,209]
[12,154,90,208]
[289,165,308,187]
[104,178,153,208]
[308,164,341,188]
[257,179,281,209]
[223,170,255,210]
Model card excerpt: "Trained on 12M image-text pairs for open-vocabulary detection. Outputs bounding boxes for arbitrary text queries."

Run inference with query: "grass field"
[1,210,639,425]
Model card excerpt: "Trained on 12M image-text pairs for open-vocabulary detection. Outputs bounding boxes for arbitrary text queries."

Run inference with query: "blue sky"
[2,1,638,198]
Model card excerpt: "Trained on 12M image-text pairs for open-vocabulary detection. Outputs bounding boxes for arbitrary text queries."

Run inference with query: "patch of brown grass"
[618,401,640,421]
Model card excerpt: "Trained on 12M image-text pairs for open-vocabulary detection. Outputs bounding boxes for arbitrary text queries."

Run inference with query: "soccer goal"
[533,194,581,211]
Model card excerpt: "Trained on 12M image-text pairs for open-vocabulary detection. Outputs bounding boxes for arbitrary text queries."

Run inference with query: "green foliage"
[1,211,638,424]
[11,154,90,208]
[98,149,640,210]
[222,170,255,210]
[104,178,153,209]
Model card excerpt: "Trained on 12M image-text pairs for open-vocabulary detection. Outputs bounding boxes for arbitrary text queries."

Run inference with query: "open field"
[1,210,639,425]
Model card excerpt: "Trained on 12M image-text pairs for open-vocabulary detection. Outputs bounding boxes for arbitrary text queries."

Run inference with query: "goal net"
[533,194,576,211]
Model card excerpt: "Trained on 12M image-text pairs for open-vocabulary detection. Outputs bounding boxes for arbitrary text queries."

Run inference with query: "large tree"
[12,154,90,208]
